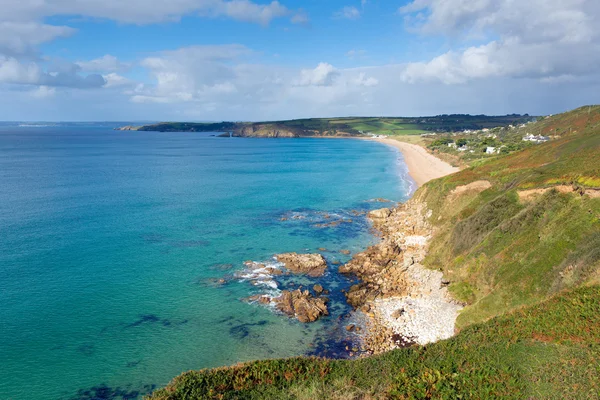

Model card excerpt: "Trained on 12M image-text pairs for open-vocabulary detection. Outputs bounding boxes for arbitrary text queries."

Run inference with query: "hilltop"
[117,114,534,137]
[147,106,600,399]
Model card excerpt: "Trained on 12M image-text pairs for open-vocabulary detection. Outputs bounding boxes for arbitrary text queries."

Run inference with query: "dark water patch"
[196,276,229,288]
[70,383,156,400]
[140,234,210,248]
[126,360,141,368]
[125,314,188,329]
[141,234,167,244]
[228,320,269,340]
[209,263,235,271]
[77,343,95,357]
[170,240,210,248]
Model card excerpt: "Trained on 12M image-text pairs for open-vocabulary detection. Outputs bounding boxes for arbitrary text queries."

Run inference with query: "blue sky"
[1,0,599,121]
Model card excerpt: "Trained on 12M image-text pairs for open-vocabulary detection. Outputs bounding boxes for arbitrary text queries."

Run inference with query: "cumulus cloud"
[76,55,130,73]
[0,56,106,88]
[295,63,340,86]
[1,0,295,25]
[399,0,600,84]
[334,6,361,20]
[353,72,378,87]
[102,73,134,88]
[0,22,75,56]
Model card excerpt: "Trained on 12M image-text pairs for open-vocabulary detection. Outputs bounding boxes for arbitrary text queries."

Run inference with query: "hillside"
[149,286,600,399]
[147,106,599,399]
[117,115,534,137]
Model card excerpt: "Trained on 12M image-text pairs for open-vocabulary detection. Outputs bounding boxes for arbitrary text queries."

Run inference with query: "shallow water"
[0,125,411,399]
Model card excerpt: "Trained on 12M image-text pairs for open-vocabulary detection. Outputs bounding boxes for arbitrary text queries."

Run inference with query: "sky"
[1,0,599,121]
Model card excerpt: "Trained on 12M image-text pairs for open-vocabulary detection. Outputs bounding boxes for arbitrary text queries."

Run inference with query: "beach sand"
[365,138,460,187]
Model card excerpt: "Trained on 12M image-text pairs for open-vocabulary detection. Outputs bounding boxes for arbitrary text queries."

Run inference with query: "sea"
[0,123,413,399]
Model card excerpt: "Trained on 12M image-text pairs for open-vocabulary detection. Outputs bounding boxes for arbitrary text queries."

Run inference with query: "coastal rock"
[368,208,391,220]
[275,253,327,277]
[273,289,329,323]
[341,198,463,354]
[313,284,324,294]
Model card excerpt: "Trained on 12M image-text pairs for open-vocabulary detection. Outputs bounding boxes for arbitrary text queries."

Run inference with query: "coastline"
[336,137,462,355]
[361,137,459,187]
[298,135,460,188]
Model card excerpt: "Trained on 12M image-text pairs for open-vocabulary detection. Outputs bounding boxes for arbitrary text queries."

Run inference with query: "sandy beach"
[365,138,459,187]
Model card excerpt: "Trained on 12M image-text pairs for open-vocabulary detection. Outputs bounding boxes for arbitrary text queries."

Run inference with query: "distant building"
[523,134,550,143]
[486,147,498,154]
[448,143,457,148]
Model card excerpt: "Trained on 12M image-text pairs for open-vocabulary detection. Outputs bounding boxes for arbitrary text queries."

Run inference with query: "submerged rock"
[275,253,327,277]
[273,289,329,323]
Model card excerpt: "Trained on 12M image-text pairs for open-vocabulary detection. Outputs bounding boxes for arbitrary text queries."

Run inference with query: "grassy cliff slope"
[150,286,600,399]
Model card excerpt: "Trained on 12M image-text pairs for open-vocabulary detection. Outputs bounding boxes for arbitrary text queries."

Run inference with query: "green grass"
[149,286,600,399]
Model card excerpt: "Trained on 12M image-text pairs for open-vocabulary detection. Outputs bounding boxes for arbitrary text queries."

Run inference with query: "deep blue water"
[0,125,412,399]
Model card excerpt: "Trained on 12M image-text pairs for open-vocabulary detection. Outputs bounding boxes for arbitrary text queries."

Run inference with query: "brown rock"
[340,249,351,255]
[313,284,324,294]
[346,324,356,332]
[368,208,391,220]
[245,294,271,305]
[275,253,328,277]
[273,289,329,323]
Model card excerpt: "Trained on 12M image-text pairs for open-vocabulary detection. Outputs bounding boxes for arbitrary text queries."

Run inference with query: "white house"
[523,134,550,143]
[486,147,498,154]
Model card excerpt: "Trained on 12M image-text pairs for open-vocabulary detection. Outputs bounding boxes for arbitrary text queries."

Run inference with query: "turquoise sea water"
[0,125,412,399]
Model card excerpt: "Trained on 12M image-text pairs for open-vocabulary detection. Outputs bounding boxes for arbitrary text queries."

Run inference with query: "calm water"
[0,125,412,399]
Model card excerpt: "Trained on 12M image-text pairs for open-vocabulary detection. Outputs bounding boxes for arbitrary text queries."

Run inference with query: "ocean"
[0,124,412,399]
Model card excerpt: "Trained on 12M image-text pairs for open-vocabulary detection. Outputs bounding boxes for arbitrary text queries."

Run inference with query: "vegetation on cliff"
[150,286,600,399]
[147,106,599,399]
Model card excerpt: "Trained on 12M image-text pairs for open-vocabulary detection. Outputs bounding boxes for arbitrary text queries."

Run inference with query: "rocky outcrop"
[340,198,462,354]
[114,125,140,131]
[273,289,329,323]
[233,124,298,138]
[275,253,327,277]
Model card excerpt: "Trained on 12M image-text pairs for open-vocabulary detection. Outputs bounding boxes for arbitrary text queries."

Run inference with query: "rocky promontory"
[275,253,328,277]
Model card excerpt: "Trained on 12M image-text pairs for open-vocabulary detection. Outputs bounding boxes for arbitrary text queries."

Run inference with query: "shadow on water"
[125,314,188,329]
[70,384,156,400]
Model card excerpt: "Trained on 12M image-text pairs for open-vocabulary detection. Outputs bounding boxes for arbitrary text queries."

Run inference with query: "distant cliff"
[115,121,357,137]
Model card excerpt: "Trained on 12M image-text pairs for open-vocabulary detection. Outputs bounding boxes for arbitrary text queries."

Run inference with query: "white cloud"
[30,85,56,98]
[77,55,129,73]
[0,56,106,88]
[353,72,378,87]
[1,0,294,25]
[399,0,600,84]
[346,49,366,59]
[291,10,309,25]
[295,63,340,87]
[334,6,361,20]
[102,73,133,88]
[0,22,75,55]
